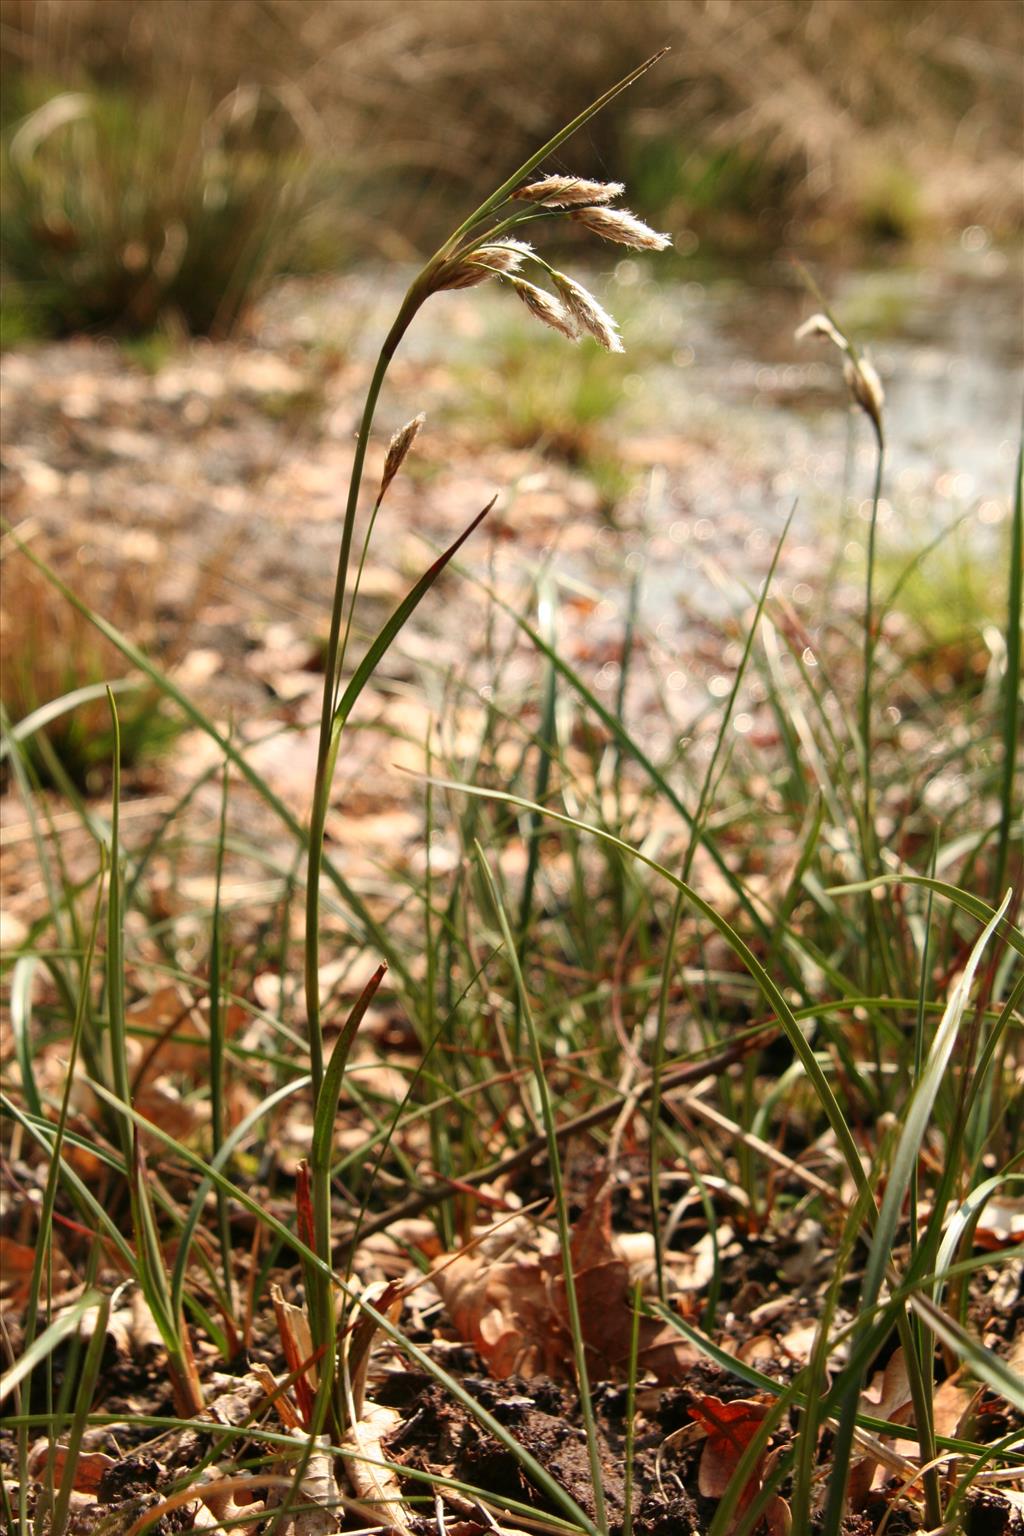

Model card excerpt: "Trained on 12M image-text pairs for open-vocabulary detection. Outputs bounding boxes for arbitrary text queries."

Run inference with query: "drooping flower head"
[796,311,884,443]
[429,168,671,351]
[512,174,624,208]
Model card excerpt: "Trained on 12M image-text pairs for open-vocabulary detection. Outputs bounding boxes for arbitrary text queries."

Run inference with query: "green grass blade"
[0,1293,101,1404]
[10,957,42,1119]
[332,499,496,731]
[77,1081,602,1533]
[447,552,771,939]
[909,1292,1024,1412]
[5,529,411,985]
[17,856,105,1533]
[49,1292,110,1536]
[651,506,792,1296]
[104,691,131,1161]
[829,874,1024,963]
[437,49,669,255]
[0,679,138,763]
[208,758,235,1321]
[995,434,1023,897]
[169,1074,311,1321]
[822,888,1012,1532]
[308,961,386,1371]
[476,842,608,1535]
[428,776,870,1198]
[933,1171,1024,1308]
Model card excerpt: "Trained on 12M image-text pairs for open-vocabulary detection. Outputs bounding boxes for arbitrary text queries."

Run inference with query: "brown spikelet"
[569,206,671,251]
[795,313,846,349]
[551,271,623,353]
[512,174,624,208]
[379,412,425,500]
[844,355,885,438]
[796,313,884,440]
[509,278,578,341]
[433,239,533,292]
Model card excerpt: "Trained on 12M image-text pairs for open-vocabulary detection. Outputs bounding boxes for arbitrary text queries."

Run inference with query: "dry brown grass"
[0,541,173,788]
[3,0,1021,248]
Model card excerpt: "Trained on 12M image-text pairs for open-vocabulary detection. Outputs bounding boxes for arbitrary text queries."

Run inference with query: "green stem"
[859,437,890,1053]
[304,286,423,1102]
[860,438,884,871]
[436,50,666,257]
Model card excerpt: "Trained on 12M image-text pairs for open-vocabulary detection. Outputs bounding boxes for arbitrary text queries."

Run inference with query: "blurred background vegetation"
[1,0,1021,339]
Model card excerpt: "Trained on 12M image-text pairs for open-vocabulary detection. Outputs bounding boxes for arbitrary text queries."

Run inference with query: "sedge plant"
[298,50,673,1441]
[5,41,1022,1534]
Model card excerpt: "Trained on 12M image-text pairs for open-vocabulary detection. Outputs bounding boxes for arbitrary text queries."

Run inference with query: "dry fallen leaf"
[689,1395,790,1535]
[431,1174,698,1384]
[848,1347,915,1507]
[344,1401,416,1536]
[270,1283,318,1426]
[268,1432,342,1536]
[0,1236,70,1311]
[931,1370,982,1439]
[29,1442,118,1490]
[691,1395,772,1499]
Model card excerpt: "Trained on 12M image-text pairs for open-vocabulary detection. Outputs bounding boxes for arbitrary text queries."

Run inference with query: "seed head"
[796,313,884,441]
[513,174,624,208]
[509,277,578,341]
[552,271,623,353]
[794,312,846,350]
[569,206,671,251]
[433,239,533,291]
[379,412,425,500]
[843,354,885,439]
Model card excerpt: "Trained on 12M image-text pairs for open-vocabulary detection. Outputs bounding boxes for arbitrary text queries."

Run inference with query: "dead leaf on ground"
[270,1283,318,1426]
[931,1370,982,1439]
[29,1442,118,1490]
[431,1173,698,1383]
[268,1432,342,1536]
[848,1347,915,1507]
[974,1197,1024,1249]
[0,1236,71,1310]
[689,1394,790,1535]
[344,1401,416,1536]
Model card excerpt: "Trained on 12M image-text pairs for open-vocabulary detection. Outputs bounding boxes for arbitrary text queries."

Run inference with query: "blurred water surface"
[262,241,1022,641]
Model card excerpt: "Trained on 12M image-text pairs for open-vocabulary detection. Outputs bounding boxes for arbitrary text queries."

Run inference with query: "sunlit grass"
[2,48,1022,1536]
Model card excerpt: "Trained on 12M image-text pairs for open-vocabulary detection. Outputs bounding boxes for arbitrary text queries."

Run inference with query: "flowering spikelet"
[512,174,624,208]
[569,206,671,251]
[843,354,885,438]
[509,277,578,340]
[794,313,846,349]
[379,412,425,500]
[434,239,533,291]
[796,313,884,439]
[552,271,623,353]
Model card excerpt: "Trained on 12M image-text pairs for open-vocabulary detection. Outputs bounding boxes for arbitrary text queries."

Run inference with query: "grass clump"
[1,80,309,338]
[0,552,176,791]
[7,0,1020,256]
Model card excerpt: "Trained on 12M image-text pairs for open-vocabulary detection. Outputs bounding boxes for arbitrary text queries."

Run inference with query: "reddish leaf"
[689,1394,772,1499]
